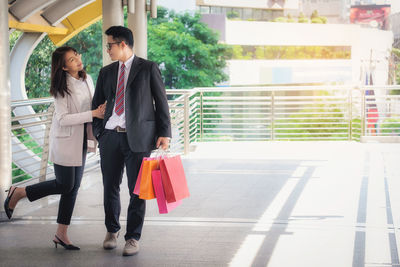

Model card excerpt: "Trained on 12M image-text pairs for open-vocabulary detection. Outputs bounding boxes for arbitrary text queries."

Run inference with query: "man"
[92,26,171,256]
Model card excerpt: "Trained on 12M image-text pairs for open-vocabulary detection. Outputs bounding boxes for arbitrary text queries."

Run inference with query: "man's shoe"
[103,231,119,250]
[122,239,139,256]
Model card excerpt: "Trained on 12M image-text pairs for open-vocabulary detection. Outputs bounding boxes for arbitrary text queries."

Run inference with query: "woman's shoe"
[3,186,17,219]
[53,235,80,250]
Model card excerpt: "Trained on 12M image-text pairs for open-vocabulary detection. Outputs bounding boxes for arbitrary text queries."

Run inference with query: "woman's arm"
[54,95,93,127]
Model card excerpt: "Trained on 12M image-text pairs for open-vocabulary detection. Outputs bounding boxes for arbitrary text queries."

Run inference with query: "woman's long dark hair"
[50,46,87,98]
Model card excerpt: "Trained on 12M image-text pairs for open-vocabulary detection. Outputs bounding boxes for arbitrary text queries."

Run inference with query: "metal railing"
[10,85,400,184]
[168,85,400,142]
[10,95,196,185]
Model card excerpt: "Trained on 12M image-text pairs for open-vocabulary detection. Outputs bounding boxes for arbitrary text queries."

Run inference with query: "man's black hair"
[105,26,134,49]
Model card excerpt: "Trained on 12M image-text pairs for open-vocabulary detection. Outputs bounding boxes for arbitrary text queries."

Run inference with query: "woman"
[3,46,105,250]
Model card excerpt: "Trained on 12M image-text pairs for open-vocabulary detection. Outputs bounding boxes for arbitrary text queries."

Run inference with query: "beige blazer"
[49,75,97,166]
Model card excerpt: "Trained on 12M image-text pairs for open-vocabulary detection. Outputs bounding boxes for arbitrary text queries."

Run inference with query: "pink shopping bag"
[159,155,190,203]
[152,169,182,214]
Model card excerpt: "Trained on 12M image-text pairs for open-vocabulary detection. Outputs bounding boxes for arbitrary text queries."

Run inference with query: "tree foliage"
[25,36,55,98]
[393,48,400,85]
[65,21,103,83]
[148,7,231,88]
[231,45,350,60]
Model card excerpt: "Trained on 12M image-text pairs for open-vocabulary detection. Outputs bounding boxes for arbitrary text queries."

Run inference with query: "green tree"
[148,8,231,88]
[287,13,295,23]
[25,36,55,98]
[9,30,22,51]
[227,11,240,19]
[21,21,102,99]
[298,12,309,23]
[273,17,287,22]
[310,10,319,20]
[255,46,265,59]
[66,20,103,83]
[393,48,400,85]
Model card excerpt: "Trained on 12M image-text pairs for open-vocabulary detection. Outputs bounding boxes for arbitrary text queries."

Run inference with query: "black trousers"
[25,125,87,225]
[99,129,150,241]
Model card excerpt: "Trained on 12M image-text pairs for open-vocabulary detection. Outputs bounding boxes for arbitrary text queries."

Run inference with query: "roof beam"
[48,0,102,46]
[9,0,57,22]
[9,20,68,35]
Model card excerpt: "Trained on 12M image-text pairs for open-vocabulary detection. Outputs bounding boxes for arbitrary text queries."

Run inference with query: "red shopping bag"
[152,170,182,214]
[159,155,189,203]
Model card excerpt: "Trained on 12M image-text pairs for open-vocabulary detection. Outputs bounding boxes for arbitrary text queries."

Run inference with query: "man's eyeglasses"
[106,42,121,50]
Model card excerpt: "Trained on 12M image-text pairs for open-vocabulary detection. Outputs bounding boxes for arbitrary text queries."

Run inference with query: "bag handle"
[151,147,168,159]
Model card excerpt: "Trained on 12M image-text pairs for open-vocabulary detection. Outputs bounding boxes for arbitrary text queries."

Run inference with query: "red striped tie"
[115,63,125,116]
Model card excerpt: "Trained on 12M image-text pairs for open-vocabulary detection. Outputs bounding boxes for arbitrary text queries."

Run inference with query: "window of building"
[199,6,210,14]
[262,10,273,21]
[253,9,263,20]
[210,6,222,14]
[243,8,253,20]
[232,8,243,19]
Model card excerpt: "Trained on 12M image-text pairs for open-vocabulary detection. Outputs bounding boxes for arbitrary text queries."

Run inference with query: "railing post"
[39,104,54,183]
[38,104,53,206]
[0,0,11,219]
[270,91,275,140]
[361,89,366,137]
[348,88,352,141]
[183,93,190,155]
[200,91,203,142]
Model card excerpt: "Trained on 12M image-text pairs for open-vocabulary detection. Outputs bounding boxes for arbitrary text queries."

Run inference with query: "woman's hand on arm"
[92,101,106,119]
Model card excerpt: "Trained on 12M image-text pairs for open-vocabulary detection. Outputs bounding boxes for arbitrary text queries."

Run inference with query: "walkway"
[1,141,400,267]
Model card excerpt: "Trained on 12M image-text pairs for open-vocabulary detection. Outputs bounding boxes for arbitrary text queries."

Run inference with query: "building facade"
[300,0,349,23]
[196,0,299,21]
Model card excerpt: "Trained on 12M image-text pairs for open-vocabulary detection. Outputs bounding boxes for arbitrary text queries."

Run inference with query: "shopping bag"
[159,155,190,203]
[152,169,182,214]
[133,157,152,196]
[138,159,159,200]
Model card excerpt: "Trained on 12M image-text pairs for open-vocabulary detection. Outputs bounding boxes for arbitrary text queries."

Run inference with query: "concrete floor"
[1,141,400,267]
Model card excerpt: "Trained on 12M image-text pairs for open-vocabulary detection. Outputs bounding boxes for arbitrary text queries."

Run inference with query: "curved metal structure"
[9,0,97,178]
[2,0,157,216]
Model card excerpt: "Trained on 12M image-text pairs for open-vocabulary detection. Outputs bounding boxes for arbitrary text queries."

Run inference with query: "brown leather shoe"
[103,231,119,250]
[122,239,139,256]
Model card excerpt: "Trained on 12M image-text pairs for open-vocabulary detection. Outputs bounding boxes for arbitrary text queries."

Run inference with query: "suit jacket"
[92,56,171,152]
[49,75,97,166]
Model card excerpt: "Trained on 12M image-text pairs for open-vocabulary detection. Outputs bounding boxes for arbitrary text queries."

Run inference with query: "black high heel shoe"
[53,235,80,250]
[4,186,17,219]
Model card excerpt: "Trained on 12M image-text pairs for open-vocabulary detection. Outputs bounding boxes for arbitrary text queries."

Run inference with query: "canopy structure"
[1,0,157,218]
[9,0,102,46]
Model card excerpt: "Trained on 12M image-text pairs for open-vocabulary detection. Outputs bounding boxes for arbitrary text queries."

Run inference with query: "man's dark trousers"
[99,129,150,241]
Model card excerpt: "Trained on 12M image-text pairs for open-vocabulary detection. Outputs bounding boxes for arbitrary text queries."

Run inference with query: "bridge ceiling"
[8,0,102,46]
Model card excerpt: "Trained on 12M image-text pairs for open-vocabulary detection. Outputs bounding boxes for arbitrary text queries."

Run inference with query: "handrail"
[10,85,400,185]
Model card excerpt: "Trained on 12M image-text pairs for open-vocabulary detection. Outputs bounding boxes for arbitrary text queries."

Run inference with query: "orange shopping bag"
[133,157,152,196]
[138,159,159,200]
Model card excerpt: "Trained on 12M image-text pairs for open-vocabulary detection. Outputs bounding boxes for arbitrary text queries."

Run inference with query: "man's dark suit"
[92,56,171,241]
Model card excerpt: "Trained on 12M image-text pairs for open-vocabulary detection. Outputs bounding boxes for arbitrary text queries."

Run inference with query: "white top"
[66,73,92,116]
[105,54,135,130]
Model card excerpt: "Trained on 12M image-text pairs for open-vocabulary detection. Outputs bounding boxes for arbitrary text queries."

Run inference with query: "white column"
[102,0,124,66]
[128,0,147,59]
[0,0,11,217]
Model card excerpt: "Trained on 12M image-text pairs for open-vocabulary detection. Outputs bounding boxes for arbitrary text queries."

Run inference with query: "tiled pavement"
[1,141,400,267]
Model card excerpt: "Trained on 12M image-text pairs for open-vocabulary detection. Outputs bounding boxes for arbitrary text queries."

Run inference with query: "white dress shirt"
[105,54,135,130]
